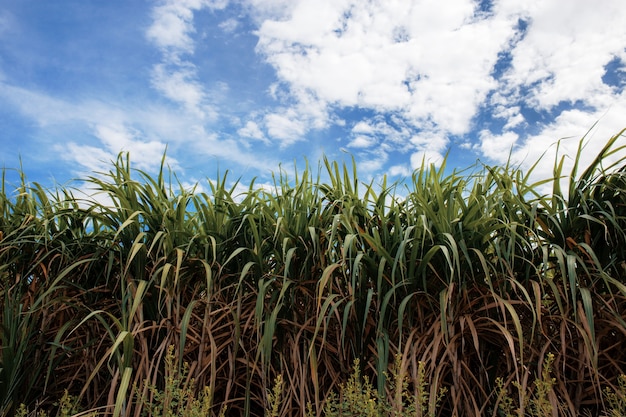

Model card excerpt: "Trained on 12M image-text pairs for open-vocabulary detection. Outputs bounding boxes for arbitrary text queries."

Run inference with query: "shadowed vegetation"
[1,129,626,416]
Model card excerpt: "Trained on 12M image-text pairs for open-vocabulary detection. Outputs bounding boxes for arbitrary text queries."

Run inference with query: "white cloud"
[409,131,449,169]
[190,131,278,172]
[477,130,519,163]
[147,0,226,121]
[352,121,376,135]
[147,2,197,55]
[243,0,299,23]
[388,164,411,177]
[0,77,280,181]
[246,0,626,177]
[4,0,626,192]
[477,0,626,186]
[410,149,445,168]
[59,124,176,175]
[95,125,175,170]
[151,63,216,119]
[250,0,518,165]
[359,152,388,174]
[0,83,82,126]
[348,135,376,149]
[345,116,414,157]
[490,100,525,130]
[237,120,269,144]
[147,0,229,57]
[219,18,239,33]
[491,0,626,121]
[481,103,626,196]
[264,110,306,145]
[64,143,112,176]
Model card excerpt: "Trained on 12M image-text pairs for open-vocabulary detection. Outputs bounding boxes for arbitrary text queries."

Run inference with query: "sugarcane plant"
[1,129,625,416]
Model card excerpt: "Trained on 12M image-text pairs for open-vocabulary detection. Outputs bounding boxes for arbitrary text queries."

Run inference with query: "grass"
[0,129,625,416]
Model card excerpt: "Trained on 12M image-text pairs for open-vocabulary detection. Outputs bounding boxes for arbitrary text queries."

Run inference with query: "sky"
[1,0,625,196]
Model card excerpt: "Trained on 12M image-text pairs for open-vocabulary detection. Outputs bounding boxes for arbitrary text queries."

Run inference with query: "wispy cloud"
[0,10,15,41]
[146,0,228,120]
[147,0,229,57]
[0,83,181,175]
[59,123,176,178]
[151,63,216,119]
[218,17,239,34]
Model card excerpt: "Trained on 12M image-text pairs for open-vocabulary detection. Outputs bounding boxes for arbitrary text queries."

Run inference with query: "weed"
[603,374,626,417]
[136,345,225,417]
[309,355,446,417]
[267,374,284,417]
[15,390,93,417]
[496,353,556,417]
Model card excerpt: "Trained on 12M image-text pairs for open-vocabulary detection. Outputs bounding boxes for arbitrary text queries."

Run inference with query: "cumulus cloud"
[348,135,376,149]
[250,0,518,164]
[471,0,626,186]
[409,131,449,168]
[519,106,626,179]
[388,164,411,177]
[410,149,445,168]
[238,120,265,140]
[264,111,307,145]
[241,0,626,178]
[495,0,626,111]
[359,152,388,174]
[478,130,519,163]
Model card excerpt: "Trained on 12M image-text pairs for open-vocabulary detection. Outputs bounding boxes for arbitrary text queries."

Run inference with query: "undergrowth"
[496,353,557,417]
[13,361,626,416]
[305,354,447,417]
[135,345,227,417]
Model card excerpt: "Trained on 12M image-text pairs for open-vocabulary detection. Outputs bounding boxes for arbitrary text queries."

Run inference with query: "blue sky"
[1,0,625,196]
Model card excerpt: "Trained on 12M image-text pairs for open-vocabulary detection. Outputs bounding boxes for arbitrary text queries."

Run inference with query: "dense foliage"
[1,130,626,416]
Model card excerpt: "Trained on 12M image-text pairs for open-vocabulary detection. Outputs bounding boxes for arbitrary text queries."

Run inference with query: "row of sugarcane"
[1,130,626,416]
